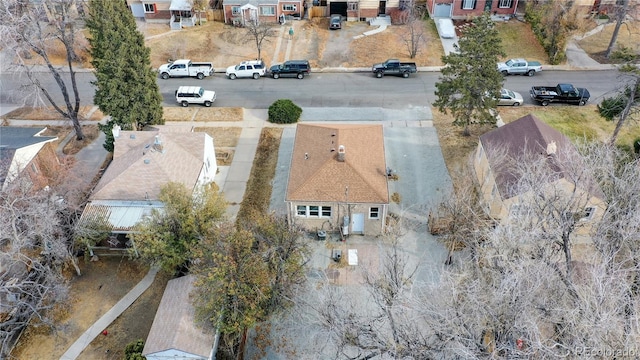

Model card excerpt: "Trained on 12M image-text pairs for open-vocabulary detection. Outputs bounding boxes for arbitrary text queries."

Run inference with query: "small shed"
[142,275,216,360]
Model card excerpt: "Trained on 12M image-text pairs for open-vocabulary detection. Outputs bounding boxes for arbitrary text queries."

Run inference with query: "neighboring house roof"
[78,200,164,233]
[286,123,388,204]
[90,129,206,201]
[479,114,603,200]
[143,275,215,359]
[0,126,57,187]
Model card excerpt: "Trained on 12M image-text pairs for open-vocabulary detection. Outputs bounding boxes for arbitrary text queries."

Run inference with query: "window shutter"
[461,0,464,9]
[473,0,477,9]
[153,3,157,13]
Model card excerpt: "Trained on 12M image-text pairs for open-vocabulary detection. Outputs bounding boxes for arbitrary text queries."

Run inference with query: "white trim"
[369,206,380,219]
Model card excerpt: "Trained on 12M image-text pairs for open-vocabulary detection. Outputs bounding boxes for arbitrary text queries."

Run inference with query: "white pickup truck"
[159,59,214,80]
[497,58,542,77]
[225,60,266,80]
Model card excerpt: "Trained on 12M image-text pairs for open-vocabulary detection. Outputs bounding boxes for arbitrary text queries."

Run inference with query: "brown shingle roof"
[91,128,205,201]
[479,114,603,200]
[286,123,388,203]
[142,275,214,358]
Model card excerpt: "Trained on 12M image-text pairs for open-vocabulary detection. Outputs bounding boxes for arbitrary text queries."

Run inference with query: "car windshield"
[198,88,204,96]
[505,89,515,98]
[505,59,514,66]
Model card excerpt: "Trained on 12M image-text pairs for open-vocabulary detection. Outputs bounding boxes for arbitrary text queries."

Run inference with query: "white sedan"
[498,88,524,106]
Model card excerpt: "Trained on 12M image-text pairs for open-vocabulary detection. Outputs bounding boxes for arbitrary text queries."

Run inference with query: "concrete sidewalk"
[60,267,159,360]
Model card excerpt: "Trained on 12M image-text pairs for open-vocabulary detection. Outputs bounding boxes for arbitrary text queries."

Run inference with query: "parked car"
[438,18,456,39]
[225,60,266,80]
[268,60,311,79]
[158,59,214,80]
[175,86,216,107]
[497,58,542,76]
[530,83,590,106]
[497,88,524,106]
[329,14,342,30]
[371,59,417,78]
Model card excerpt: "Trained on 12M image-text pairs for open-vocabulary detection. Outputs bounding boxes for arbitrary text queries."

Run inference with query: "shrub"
[125,339,146,360]
[611,45,639,63]
[268,99,302,124]
[598,94,626,121]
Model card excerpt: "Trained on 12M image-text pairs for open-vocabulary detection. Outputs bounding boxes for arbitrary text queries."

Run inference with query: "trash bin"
[317,230,327,241]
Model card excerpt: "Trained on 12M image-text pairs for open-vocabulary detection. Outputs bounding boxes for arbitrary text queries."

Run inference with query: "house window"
[231,6,240,15]
[296,205,306,216]
[498,0,512,8]
[144,3,155,13]
[309,206,319,216]
[348,1,358,10]
[321,206,332,217]
[369,207,380,219]
[461,0,476,10]
[399,0,411,11]
[261,6,275,15]
[581,206,596,221]
[283,4,297,11]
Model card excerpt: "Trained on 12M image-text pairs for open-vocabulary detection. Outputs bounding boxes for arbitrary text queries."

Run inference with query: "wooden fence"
[308,6,326,19]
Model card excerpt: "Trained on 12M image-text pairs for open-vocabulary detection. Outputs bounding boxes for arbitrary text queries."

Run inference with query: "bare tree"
[244,20,277,61]
[0,0,87,140]
[398,7,425,59]
[604,0,638,59]
[0,181,72,357]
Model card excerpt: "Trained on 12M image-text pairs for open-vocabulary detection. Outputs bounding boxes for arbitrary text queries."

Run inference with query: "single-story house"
[317,0,401,20]
[0,126,59,191]
[426,0,519,19]
[78,126,216,241]
[473,114,606,240]
[143,275,217,360]
[126,0,200,28]
[223,0,304,25]
[286,123,389,236]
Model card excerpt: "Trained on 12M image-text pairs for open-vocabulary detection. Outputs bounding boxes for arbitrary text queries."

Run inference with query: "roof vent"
[546,141,557,156]
[144,159,151,164]
[305,152,309,160]
[337,145,345,162]
[130,134,136,139]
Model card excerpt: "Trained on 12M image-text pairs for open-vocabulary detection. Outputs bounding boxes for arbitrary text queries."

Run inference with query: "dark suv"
[269,60,311,79]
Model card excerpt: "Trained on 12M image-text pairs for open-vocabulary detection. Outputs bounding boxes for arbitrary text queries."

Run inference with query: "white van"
[175,86,216,107]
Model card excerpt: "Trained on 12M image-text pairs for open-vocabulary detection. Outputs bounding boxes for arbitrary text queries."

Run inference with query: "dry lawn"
[62,125,101,155]
[577,20,640,63]
[2,106,104,121]
[163,107,243,122]
[194,127,242,147]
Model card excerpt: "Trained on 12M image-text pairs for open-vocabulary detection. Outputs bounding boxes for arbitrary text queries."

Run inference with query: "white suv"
[225,60,266,80]
[175,86,216,107]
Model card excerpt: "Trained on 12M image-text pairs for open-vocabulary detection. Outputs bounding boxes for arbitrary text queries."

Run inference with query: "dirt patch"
[163,107,243,122]
[78,271,172,360]
[11,257,149,360]
[62,125,101,155]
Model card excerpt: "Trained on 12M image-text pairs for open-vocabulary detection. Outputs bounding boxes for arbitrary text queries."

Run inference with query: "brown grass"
[194,127,242,147]
[163,107,243,122]
[2,106,104,121]
[577,20,640,63]
[236,127,283,223]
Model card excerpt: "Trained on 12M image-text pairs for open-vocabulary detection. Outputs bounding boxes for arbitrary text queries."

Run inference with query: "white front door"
[352,213,364,234]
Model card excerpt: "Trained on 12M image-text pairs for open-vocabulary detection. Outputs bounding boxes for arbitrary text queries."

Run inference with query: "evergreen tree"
[86,0,163,152]
[434,14,505,136]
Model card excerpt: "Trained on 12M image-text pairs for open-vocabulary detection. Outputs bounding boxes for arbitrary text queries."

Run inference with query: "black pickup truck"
[372,59,417,78]
[530,83,590,106]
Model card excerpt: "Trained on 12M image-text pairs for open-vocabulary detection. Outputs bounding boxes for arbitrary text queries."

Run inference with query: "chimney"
[337,145,345,162]
[546,141,557,156]
[112,124,121,138]
[153,135,164,153]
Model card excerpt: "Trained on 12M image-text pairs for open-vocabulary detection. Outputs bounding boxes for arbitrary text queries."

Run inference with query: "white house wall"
[145,348,210,360]
[196,133,217,186]
[4,143,46,188]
